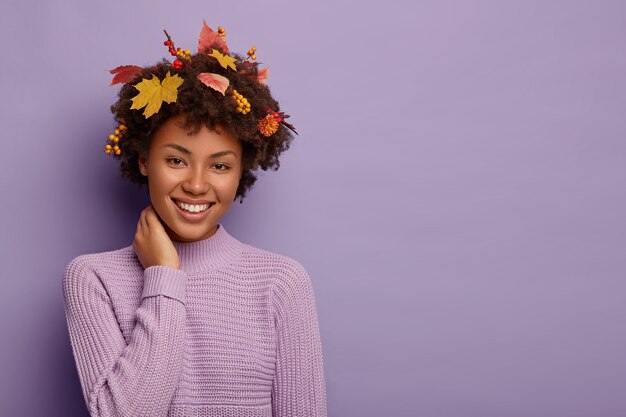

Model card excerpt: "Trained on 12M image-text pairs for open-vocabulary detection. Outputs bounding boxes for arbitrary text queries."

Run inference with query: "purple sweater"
[62,224,327,417]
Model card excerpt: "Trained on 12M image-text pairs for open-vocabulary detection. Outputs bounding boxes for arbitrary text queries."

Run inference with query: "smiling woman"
[62,21,327,417]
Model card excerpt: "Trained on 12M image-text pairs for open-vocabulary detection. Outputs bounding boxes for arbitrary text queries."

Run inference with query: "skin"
[133,114,243,269]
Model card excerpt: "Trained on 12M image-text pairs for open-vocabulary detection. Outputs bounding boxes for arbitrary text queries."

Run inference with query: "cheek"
[148,169,179,191]
[220,175,241,194]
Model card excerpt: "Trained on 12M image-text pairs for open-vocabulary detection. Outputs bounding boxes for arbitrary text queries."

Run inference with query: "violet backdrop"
[1,0,625,416]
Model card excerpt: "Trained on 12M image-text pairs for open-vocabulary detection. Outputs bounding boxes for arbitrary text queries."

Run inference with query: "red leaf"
[257,67,269,84]
[278,112,298,135]
[239,61,256,72]
[197,72,230,95]
[198,19,229,54]
[109,65,143,86]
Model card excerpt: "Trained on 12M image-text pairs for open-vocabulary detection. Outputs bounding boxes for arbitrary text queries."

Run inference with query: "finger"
[139,208,149,231]
[144,206,157,227]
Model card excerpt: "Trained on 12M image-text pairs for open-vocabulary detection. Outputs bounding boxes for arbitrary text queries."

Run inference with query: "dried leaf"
[278,112,298,135]
[197,72,230,95]
[198,19,229,54]
[208,49,237,71]
[130,71,184,118]
[109,65,143,85]
[257,67,269,84]
[240,62,268,84]
[240,61,258,71]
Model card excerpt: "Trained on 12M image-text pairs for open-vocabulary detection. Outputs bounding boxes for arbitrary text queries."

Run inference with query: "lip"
[171,198,214,222]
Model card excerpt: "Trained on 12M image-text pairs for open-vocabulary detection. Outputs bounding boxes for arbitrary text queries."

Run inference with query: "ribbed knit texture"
[62,224,327,417]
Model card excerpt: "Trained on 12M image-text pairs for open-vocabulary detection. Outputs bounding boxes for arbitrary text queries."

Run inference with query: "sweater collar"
[171,224,243,273]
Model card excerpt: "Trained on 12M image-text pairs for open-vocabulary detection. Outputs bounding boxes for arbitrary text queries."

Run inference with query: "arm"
[271,262,328,417]
[62,256,187,417]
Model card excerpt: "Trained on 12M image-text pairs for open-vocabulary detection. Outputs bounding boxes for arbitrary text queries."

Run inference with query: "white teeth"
[175,200,211,213]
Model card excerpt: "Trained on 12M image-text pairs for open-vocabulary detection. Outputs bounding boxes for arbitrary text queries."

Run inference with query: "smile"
[172,199,214,213]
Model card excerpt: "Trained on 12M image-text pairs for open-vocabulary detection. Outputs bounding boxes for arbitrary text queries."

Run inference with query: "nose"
[181,167,210,195]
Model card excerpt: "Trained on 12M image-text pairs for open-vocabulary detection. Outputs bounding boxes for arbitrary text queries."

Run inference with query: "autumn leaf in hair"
[257,67,269,84]
[208,49,237,71]
[130,71,184,118]
[278,112,297,135]
[240,61,269,84]
[197,72,230,95]
[109,65,143,86]
[198,19,229,54]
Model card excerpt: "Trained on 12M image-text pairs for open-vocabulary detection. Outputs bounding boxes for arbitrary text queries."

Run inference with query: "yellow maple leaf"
[208,49,237,71]
[130,71,184,118]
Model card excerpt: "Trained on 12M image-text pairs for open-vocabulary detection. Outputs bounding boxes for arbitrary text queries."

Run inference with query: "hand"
[133,205,181,269]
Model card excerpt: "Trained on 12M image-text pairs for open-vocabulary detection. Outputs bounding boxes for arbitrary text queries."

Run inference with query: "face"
[138,114,243,242]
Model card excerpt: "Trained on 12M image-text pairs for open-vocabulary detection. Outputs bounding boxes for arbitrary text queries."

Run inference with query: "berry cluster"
[104,124,127,155]
[247,46,257,60]
[163,31,189,70]
[232,89,251,114]
[217,26,226,37]
[176,48,192,60]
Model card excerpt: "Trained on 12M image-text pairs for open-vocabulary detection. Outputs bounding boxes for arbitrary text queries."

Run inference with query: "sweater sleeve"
[271,262,328,417]
[62,255,187,417]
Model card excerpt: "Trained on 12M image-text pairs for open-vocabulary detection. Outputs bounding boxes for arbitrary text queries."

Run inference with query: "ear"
[138,154,148,177]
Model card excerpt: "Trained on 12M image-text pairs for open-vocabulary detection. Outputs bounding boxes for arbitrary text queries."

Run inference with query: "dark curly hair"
[110,51,295,203]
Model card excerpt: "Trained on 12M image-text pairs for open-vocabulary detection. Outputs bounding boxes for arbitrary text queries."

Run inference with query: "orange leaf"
[257,67,269,84]
[109,65,143,85]
[198,19,229,54]
[197,72,230,95]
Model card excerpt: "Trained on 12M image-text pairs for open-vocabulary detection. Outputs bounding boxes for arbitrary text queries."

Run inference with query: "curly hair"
[110,51,295,203]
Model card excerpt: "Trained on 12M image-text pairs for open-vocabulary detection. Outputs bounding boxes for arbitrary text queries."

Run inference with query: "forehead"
[150,115,241,156]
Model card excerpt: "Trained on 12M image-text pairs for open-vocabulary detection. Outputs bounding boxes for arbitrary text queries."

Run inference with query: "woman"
[62,21,327,417]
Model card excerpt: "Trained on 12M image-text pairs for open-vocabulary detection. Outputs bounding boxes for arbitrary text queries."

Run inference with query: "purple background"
[1,0,625,415]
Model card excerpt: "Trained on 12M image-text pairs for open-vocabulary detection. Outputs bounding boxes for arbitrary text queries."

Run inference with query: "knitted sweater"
[62,224,327,417]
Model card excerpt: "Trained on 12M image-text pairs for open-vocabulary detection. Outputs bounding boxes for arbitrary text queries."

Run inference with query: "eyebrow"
[161,144,237,158]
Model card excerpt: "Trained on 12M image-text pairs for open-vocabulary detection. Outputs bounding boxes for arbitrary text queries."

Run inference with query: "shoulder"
[62,245,137,292]
[240,243,315,313]
[239,242,311,284]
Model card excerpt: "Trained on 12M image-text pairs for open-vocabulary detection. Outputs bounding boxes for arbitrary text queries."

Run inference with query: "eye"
[167,157,185,166]
[213,163,230,171]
